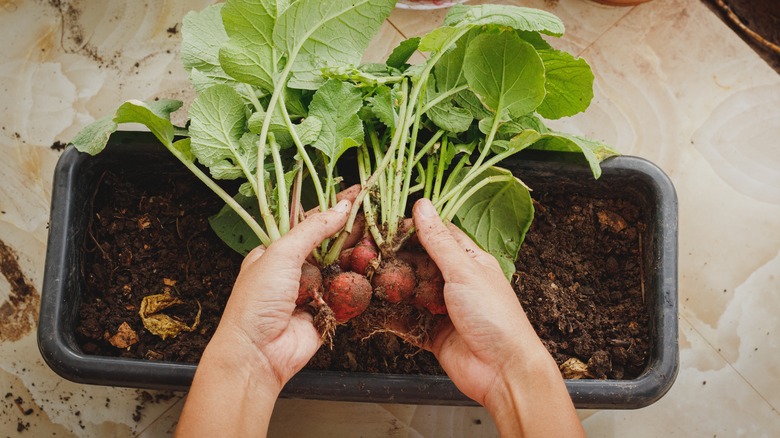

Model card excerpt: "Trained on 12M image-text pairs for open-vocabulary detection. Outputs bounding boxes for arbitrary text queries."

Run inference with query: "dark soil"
[76,171,243,362]
[516,192,649,379]
[77,170,650,379]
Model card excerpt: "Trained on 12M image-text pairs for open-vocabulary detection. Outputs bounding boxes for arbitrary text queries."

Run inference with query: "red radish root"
[372,259,416,303]
[349,236,379,275]
[398,251,447,315]
[413,279,447,315]
[338,248,353,272]
[297,261,323,306]
[323,271,372,323]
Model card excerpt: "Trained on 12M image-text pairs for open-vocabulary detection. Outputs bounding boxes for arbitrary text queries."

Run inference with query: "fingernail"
[416,199,437,218]
[333,199,350,213]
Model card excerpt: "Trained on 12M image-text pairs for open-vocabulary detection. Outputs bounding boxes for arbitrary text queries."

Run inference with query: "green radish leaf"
[536,49,594,120]
[248,109,321,148]
[274,0,396,89]
[434,28,480,92]
[531,132,619,179]
[366,86,396,129]
[308,80,364,167]
[296,116,323,145]
[188,85,254,181]
[427,100,473,133]
[214,132,259,177]
[189,67,236,93]
[424,28,482,134]
[477,112,510,135]
[248,108,281,134]
[114,99,183,147]
[453,166,534,279]
[454,90,492,120]
[498,114,549,137]
[480,113,549,138]
[508,129,543,151]
[444,4,564,37]
[247,103,311,149]
[464,31,546,118]
[516,30,552,50]
[219,0,288,92]
[441,140,477,169]
[72,99,182,154]
[181,4,229,72]
[420,5,563,55]
[114,98,182,123]
[238,181,254,197]
[172,138,195,162]
[209,192,262,255]
[419,26,460,53]
[71,116,118,155]
[387,37,420,69]
[283,88,309,119]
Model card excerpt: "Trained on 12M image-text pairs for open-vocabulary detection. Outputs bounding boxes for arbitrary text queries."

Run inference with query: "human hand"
[412,198,555,406]
[209,199,351,393]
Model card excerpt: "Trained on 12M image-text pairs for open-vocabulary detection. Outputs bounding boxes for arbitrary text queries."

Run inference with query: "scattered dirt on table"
[132,390,176,423]
[0,239,40,342]
[78,171,650,379]
[50,140,67,151]
[44,0,107,65]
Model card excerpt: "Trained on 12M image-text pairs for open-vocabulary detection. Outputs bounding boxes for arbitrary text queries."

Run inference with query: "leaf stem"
[471,100,503,171]
[423,157,435,199]
[436,146,523,212]
[382,78,410,240]
[441,175,515,221]
[439,153,470,206]
[255,61,296,240]
[269,134,290,235]
[420,84,468,114]
[432,136,448,203]
[412,129,444,166]
[168,141,271,247]
[279,94,327,210]
[358,145,384,246]
[290,160,304,227]
[399,80,428,221]
[368,127,388,224]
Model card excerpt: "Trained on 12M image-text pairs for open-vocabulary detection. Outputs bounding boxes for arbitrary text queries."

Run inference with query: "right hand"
[412,198,555,407]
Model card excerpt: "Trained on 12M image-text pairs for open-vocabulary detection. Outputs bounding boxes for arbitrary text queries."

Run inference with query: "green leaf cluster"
[69,1,618,275]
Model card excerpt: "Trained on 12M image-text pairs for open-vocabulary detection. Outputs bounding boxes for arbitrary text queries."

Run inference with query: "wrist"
[484,345,583,437]
[483,345,560,422]
[179,327,280,437]
[202,325,284,397]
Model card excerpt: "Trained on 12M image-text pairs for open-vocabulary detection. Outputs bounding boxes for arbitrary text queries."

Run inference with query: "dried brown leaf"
[139,292,201,340]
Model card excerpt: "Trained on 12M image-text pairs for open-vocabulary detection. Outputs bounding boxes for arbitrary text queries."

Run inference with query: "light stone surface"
[1,0,779,436]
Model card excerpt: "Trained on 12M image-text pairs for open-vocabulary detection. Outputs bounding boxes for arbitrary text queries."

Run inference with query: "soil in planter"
[76,170,243,362]
[77,170,649,379]
[515,192,650,380]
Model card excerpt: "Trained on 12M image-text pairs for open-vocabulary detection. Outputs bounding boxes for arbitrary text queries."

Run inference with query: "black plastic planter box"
[39,132,678,409]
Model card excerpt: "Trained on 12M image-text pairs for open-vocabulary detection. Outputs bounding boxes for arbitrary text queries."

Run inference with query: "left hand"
[210,199,351,393]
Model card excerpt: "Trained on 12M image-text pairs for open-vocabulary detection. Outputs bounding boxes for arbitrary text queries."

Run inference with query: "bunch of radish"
[297,234,446,331]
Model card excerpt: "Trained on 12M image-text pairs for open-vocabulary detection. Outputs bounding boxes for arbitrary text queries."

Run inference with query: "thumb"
[412,199,474,282]
[263,199,352,268]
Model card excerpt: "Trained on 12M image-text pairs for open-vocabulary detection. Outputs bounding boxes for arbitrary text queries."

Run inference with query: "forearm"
[176,333,280,437]
[485,349,585,438]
